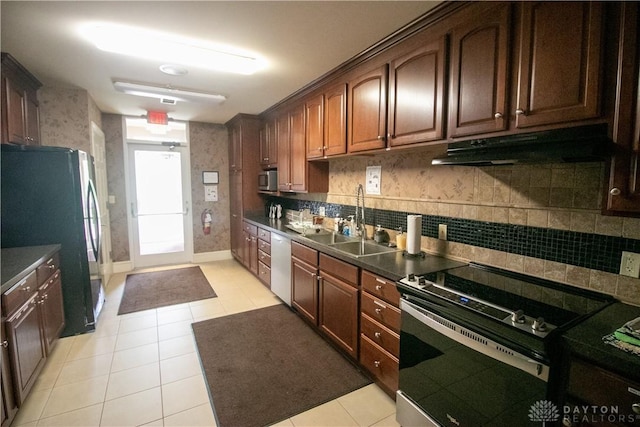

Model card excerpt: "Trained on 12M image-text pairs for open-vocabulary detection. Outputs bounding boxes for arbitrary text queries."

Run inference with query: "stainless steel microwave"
[258,170,277,191]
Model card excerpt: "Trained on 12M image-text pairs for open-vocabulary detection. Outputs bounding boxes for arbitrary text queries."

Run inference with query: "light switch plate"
[438,224,447,240]
[620,251,640,278]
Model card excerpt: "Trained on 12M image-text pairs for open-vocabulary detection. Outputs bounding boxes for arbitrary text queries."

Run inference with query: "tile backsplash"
[265,151,640,305]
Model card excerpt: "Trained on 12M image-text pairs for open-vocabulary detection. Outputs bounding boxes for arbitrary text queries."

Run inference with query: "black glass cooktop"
[399,263,614,337]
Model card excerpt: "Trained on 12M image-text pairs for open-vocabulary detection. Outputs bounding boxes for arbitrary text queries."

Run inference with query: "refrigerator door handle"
[87,181,101,261]
[131,202,138,218]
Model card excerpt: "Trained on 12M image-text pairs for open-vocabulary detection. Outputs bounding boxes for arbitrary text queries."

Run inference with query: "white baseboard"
[192,250,233,263]
[112,261,134,274]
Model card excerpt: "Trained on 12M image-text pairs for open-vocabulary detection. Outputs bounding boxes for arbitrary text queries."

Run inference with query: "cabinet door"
[6,294,45,405]
[388,36,447,147]
[319,272,359,359]
[449,3,510,137]
[1,322,17,427]
[229,172,242,259]
[348,65,388,152]
[604,1,640,215]
[515,2,603,128]
[324,83,347,156]
[3,78,26,145]
[276,112,291,191]
[289,104,307,192]
[259,126,269,166]
[249,235,258,275]
[291,257,318,325]
[24,90,39,145]
[260,118,277,168]
[306,95,324,159]
[229,125,242,171]
[39,271,65,355]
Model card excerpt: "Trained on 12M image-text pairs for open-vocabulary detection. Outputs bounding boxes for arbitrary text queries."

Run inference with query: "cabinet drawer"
[258,249,271,266]
[568,357,640,415]
[242,221,257,236]
[361,292,401,332]
[291,241,318,266]
[258,239,271,255]
[258,262,271,287]
[319,253,358,286]
[36,252,59,285]
[360,334,398,393]
[361,313,399,357]
[2,271,38,316]
[361,270,400,306]
[257,227,271,243]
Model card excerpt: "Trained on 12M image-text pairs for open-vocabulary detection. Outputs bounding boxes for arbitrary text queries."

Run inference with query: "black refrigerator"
[1,144,105,336]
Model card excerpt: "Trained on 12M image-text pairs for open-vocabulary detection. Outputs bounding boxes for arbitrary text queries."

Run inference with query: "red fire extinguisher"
[201,209,212,235]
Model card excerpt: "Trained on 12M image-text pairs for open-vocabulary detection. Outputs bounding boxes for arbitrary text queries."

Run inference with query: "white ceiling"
[1,1,440,124]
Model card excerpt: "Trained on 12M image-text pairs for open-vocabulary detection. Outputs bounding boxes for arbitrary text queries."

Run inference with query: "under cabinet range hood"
[431,124,612,166]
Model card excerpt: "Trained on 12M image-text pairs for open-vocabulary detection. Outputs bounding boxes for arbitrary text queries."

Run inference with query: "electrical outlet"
[318,206,326,216]
[438,224,447,240]
[620,251,640,278]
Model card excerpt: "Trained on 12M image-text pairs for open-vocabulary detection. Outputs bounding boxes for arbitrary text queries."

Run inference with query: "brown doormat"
[192,304,372,427]
[118,266,216,315]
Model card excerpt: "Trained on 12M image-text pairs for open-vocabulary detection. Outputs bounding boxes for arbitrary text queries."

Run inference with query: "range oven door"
[397,298,551,427]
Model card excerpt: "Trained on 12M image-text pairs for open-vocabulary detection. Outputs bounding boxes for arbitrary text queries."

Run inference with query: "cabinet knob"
[1,340,7,348]
[375,284,382,291]
[377,135,383,140]
[632,403,640,415]
[23,286,31,292]
[515,108,526,116]
[494,112,503,119]
[317,147,323,151]
[374,332,381,339]
[610,187,621,196]
[375,308,382,314]
[374,360,381,368]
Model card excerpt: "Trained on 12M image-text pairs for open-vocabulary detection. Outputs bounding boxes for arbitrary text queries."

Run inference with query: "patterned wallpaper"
[39,87,94,152]
[189,122,230,254]
[102,114,129,262]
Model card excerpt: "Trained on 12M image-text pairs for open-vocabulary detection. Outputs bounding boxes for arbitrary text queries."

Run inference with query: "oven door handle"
[401,299,550,381]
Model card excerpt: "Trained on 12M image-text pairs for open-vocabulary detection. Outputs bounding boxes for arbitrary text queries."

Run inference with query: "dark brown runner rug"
[118,266,216,315]
[192,304,372,427]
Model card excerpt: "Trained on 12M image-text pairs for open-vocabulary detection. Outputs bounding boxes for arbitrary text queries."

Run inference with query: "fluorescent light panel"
[113,81,226,104]
[83,23,265,75]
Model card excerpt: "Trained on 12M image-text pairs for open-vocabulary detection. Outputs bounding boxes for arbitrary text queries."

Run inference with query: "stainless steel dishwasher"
[270,233,292,306]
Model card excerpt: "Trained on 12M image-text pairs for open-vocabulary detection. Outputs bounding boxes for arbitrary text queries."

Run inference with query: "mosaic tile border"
[266,196,640,275]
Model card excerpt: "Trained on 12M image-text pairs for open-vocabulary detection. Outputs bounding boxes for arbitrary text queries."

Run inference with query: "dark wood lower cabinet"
[318,271,359,359]
[1,323,18,427]
[291,257,318,325]
[5,293,46,405]
[38,270,65,355]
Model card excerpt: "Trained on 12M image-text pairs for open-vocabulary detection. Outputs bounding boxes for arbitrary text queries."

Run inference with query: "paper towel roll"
[406,215,422,255]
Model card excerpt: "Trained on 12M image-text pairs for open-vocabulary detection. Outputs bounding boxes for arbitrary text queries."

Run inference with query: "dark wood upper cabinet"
[259,117,277,169]
[514,2,604,129]
[604,1,640,216]
[305,94,324,159]
[323,83,347,157]
[288,103,307,192]
[1,53,42,146]
[348,64,388,153]
[276,112,291,191]
[448,3,510,138]
[388,35,447,147]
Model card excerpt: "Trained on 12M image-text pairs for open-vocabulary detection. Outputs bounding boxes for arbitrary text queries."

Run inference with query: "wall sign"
[202,171,219,184]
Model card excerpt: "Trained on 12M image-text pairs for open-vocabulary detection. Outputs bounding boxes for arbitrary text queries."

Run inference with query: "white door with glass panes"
[125,118,192,268]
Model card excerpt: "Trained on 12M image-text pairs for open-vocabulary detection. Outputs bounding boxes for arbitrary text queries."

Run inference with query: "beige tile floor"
[11,259,400,427]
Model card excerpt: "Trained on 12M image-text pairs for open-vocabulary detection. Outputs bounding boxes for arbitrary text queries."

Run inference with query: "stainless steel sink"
[302,232,356,245]
[328,240,399,257]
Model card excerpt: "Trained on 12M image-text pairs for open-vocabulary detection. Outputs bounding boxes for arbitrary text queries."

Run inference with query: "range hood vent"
[432,124,612,166]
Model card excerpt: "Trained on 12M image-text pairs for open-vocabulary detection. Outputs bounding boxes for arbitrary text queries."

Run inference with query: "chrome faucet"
[355,184,367,242]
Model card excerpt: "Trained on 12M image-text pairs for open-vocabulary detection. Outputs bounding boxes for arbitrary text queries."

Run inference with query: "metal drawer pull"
[374,360,381,368]
[374,332,382,339]
[375,284,383,290]
[375,308,382,314]
[1,340,8,348]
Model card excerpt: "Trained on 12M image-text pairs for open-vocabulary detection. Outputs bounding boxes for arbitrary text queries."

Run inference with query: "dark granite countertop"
[243,213,466,281]
[1,244,61,294]
[564,302,640,383]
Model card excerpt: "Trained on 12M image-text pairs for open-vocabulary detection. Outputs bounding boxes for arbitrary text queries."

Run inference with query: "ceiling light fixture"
[82,23,266,75]
[159,64,189,76]
[113,80,227,104]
